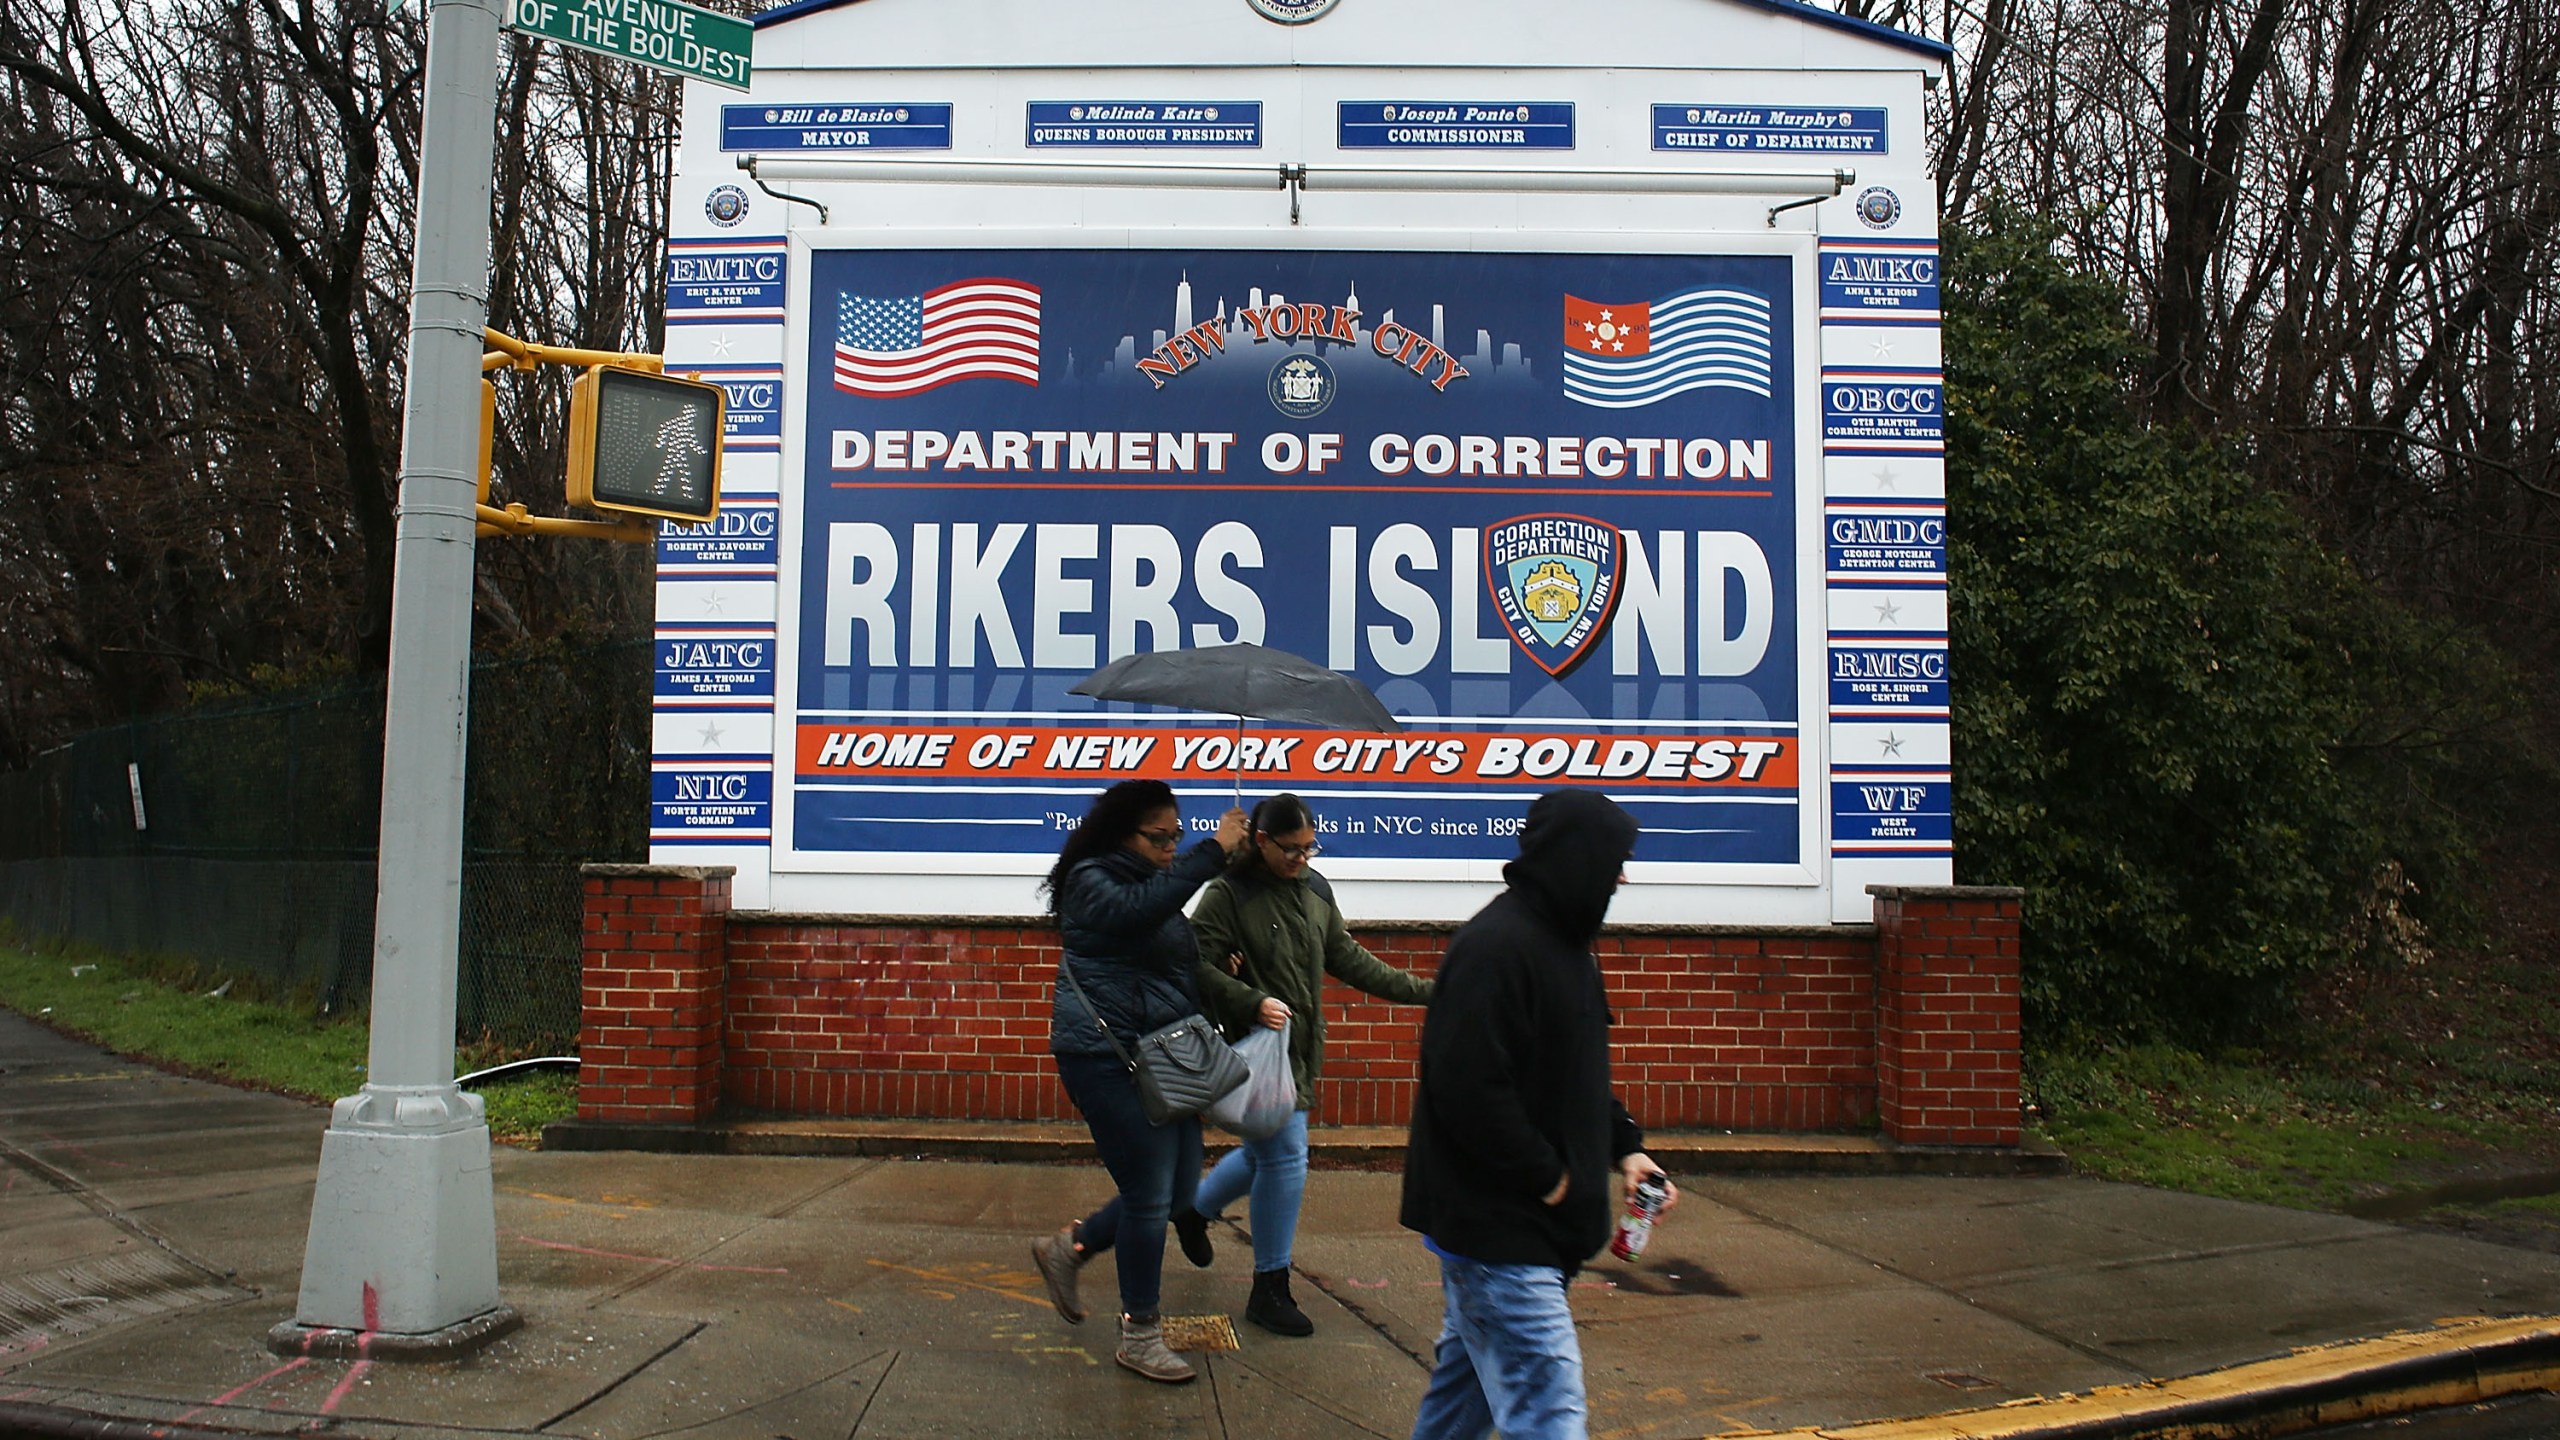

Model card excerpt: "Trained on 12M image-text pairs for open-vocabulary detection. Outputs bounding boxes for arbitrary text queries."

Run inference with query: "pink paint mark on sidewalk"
[38,1134,132,1170]
[173,1357,309,1422]
[515,1235,788,1274]
[313,1359,372,1420]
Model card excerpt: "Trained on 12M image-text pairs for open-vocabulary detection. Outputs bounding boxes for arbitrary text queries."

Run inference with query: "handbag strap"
[1055,955,1141,1074]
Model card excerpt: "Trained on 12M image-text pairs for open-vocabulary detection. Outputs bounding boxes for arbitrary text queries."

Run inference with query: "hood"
[1501,789,1638,942]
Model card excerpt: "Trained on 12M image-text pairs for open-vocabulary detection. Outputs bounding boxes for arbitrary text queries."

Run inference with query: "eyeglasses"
[1137,827,1184,848]
[1268,840,1322,861]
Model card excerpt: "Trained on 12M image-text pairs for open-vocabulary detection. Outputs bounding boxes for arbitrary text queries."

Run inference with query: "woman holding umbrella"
[1031,779,1249,1384]
[1173,792,1435,1337]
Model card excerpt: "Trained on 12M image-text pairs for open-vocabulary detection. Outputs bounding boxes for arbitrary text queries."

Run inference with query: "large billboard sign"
[653,0,1954,922]
[777,243,1818,881]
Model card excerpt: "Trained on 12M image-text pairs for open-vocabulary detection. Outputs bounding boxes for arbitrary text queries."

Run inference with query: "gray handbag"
[1057,958,1249,1126]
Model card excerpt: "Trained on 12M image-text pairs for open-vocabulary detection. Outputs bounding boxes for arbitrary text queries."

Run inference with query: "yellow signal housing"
[565,364,727,524]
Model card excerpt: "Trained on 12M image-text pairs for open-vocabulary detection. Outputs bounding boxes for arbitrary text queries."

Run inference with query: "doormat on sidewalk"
[1161,1314,1241,1353]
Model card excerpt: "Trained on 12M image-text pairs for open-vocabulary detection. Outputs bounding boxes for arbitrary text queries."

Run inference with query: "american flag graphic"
[833,278,1041,398]
[1561,287,1773,408]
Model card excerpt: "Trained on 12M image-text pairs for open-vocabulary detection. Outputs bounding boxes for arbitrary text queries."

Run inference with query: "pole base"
[292,1087,502,1335]
[267,1303,522,1361]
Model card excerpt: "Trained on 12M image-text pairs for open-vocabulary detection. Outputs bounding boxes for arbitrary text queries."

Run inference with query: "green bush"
[1944,209,2535,1042]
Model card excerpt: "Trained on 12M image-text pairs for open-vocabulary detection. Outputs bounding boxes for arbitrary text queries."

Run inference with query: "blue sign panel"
[1027,101,1262,149]
[1830,776,1952,850]
[660,501,780,570]
[792,248,1803,867]
[1825,507,1945,579]
[1829,642,1949,713]
[656,628,776,701]
[1653,104,1888,154]
[1823,372,1944,449]
[1337,102,1575,150]
[666,240,786,325]
[652,767,772,840]
[719,103,953,152]
[686,364,782,450]
[1819,244,1940,315]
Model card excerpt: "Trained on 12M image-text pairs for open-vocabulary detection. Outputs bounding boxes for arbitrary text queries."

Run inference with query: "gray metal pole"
[284,0,510,1342]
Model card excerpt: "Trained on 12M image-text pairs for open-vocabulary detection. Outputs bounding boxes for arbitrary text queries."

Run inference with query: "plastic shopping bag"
[1205,1019,1297,1140]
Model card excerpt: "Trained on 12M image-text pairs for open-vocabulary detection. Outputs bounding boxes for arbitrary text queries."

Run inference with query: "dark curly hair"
[1041,779,1180,914]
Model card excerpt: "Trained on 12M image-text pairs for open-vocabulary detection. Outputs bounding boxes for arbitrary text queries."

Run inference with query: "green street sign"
[503,0,752,92]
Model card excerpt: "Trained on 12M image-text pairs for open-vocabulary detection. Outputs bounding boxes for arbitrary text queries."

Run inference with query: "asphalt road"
[2311,1392,2560,1437]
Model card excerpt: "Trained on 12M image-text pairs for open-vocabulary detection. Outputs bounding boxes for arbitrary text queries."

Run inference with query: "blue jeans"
[1193,1108,1309,1272]
[1410,1253,1586,1440]
[1055,1052,1202,1320]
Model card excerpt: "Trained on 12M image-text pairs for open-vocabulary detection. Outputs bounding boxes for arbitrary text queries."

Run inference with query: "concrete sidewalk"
[3,1008,2557,1440]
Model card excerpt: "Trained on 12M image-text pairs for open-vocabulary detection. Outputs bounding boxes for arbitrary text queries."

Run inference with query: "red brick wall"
[714,917,1881,1129]
[1873,885,2024,1145]
[577,865,731,1123]
[576,867,2025,1145]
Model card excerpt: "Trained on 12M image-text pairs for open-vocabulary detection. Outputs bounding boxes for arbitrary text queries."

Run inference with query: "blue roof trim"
[753,0,865,29]
[1729,0,1953,60]
[751,0,1952,60]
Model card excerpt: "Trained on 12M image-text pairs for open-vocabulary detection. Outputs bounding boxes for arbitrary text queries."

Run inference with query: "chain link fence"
[0,642,650,1052]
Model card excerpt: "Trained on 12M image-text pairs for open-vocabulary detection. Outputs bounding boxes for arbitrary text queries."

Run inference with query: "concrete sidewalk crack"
[1214,1353,1406,1438]
[844,1348,902,1438]
[1295,1263,1431,1371]
[767,1159,886,1220]
[0,1134,248,1295]
[537,1318,710,1431]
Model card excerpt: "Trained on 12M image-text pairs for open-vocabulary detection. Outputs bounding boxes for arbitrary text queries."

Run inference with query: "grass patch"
[475,1071,579,1147]
[0,937,578,1147]
[2030,1041,2551,1212]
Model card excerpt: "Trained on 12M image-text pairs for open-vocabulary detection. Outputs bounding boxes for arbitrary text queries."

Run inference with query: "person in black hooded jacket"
[1400,788,1676,1440]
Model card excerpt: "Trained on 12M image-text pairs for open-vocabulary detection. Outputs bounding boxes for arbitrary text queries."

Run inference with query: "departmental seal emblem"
[1248,0,1342,22]
[1854,185,1903,230]
[1268,353,1336,419]
[705,183,750,227]
[1483,514,1625,676]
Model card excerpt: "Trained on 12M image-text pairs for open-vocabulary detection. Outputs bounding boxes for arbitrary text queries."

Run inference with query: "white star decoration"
[698,720,726,747]
[1874,598,1902,625]
[1880,732,1905,757]
[701,590,727,615]
[1870,333,1896,361]
[706,331,735,358]
[1871,463,1899,492]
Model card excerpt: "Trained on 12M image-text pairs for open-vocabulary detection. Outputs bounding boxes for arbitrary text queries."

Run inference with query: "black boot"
[1245,1266,1313,1337]
[1171,1207,1215,1269]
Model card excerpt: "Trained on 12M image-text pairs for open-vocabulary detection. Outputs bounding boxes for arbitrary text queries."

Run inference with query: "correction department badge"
[1854,185,1903,230]
[705,183,750,227]
[1268,353,1336,418]
[1248,0,1342,22]
[1484,514,1624,676]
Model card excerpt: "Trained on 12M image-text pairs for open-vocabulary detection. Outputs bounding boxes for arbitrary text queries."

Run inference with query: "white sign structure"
[656,0,1951,926]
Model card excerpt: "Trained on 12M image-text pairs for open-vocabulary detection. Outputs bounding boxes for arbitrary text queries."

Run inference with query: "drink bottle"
[1609,1174,1670,1260]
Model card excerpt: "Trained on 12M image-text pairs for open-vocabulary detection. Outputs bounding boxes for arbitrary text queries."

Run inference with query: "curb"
[1722,1315,2560,1439]
[540,1119,2068,1176]
[0,1400,282,1440]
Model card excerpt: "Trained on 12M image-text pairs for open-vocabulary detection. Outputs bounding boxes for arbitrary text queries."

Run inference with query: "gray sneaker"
[1031,1224,1086,1325]
[1115,1314,1196,1383]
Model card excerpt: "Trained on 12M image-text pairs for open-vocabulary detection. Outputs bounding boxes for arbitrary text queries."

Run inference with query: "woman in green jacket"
[1175,793,1434,1337]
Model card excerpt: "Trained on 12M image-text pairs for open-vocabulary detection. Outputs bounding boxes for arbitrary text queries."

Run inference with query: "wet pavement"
[2,1008,2557,1439]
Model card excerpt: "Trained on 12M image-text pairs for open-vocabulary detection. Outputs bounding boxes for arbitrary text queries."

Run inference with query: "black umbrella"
[1072,642,1402,804]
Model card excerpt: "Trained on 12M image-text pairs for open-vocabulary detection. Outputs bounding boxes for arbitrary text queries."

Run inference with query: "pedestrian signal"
[566,364,725,523]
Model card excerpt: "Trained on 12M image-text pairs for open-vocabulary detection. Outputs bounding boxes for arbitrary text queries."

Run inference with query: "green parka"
[1191,864,1433,1107]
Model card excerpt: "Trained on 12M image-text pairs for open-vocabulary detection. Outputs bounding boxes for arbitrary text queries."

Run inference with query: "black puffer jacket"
[1399,789,1645,1273]
[1048,839,1230,1060]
